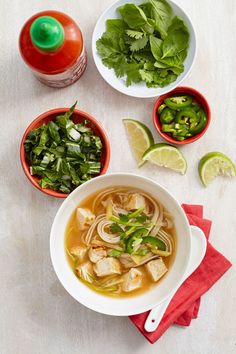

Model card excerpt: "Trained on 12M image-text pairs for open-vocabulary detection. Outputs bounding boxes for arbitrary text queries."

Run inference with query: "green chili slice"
[176,108,198,125]
[142,236,166,251]
[161,124,176,133]
[126,228,148,254]
[157,103,166,115]
[189,109,207,135]
[160,107,176,124]
[164,95,193,110]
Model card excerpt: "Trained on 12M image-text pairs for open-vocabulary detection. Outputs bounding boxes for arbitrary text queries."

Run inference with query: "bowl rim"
[153,86,211,145]
[92,0,197,98]
[50,172,192,316]
[20,107,111,198]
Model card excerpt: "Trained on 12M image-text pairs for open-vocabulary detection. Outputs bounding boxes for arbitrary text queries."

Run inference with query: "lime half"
[123,119,154,167]
[198,152,236,186]
[143,143,187,174]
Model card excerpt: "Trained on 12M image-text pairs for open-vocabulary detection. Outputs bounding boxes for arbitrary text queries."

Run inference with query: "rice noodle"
[157,229,173,253]
[112,202,129,216]
[152,203,164,234]
[91,238,124,250]
[136,192,162,232]
[97,218,121,244]
[84,214,105,245]
[92,188,115,212]
[163,217,174,229]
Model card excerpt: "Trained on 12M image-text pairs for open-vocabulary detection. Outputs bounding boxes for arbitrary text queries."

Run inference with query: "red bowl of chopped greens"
[20,103,111,198]
[153,86,211,145]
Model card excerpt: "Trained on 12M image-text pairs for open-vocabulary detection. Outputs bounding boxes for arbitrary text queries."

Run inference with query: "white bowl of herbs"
[92,0,197,98]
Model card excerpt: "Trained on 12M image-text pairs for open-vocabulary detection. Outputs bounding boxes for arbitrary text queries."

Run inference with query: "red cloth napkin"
[129,204,232,343]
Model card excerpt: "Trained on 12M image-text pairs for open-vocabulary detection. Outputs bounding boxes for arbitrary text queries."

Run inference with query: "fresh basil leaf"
[139,2,153,17]
[118,4,148,29]
[159,49,187,68]
[150,0,173,39]
[168,16,188,32]
[150,35,163,60]
[106,19,128,33]
[162,28,189,58]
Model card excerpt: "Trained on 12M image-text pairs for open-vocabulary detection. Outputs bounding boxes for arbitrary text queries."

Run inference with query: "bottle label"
[34,47,87,88]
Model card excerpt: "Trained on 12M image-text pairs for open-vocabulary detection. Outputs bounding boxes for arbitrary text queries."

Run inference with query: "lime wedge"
[123,119,154,167]
[143,143,187,174]
[198,152,236,186]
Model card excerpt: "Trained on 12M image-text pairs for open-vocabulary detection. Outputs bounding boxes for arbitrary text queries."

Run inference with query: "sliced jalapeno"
[189,109,207,135]
[172,134,185,141]
[160,107,176,124]
[161,123,176,133]
[175,125,189,136]
[157,103,166,115]
[164,95,193,110]
[192,100,202,112]
[126,228,148,254]
[176,108,198,125]
[142,236,166,251]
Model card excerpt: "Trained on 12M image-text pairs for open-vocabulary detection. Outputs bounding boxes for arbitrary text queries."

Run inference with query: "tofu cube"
[88,246,107,263]
[145,258,168,282]
[93,257,121,277]
[125,193,146,211]
[76,208,95,230]
[70,245,87,262]
[76,261,93,283]
[122,268,143,292]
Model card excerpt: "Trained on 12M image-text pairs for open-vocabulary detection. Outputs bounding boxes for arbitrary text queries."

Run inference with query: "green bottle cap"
[30,16,65,52]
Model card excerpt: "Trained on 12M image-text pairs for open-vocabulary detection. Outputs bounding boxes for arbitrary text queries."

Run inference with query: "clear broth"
[65,187,176,297]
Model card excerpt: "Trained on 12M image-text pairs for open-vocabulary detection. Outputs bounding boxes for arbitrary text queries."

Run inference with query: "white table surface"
[1,0,235,353]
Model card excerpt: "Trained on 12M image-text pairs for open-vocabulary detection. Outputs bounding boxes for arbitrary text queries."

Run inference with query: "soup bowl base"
[50,173,194,316]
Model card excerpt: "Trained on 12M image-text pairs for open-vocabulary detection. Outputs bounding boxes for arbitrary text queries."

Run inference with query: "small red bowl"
[20,108,111,198]
[153,86,211,145]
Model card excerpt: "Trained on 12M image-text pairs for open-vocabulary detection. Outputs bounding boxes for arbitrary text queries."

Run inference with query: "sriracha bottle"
[19,10,87,88]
